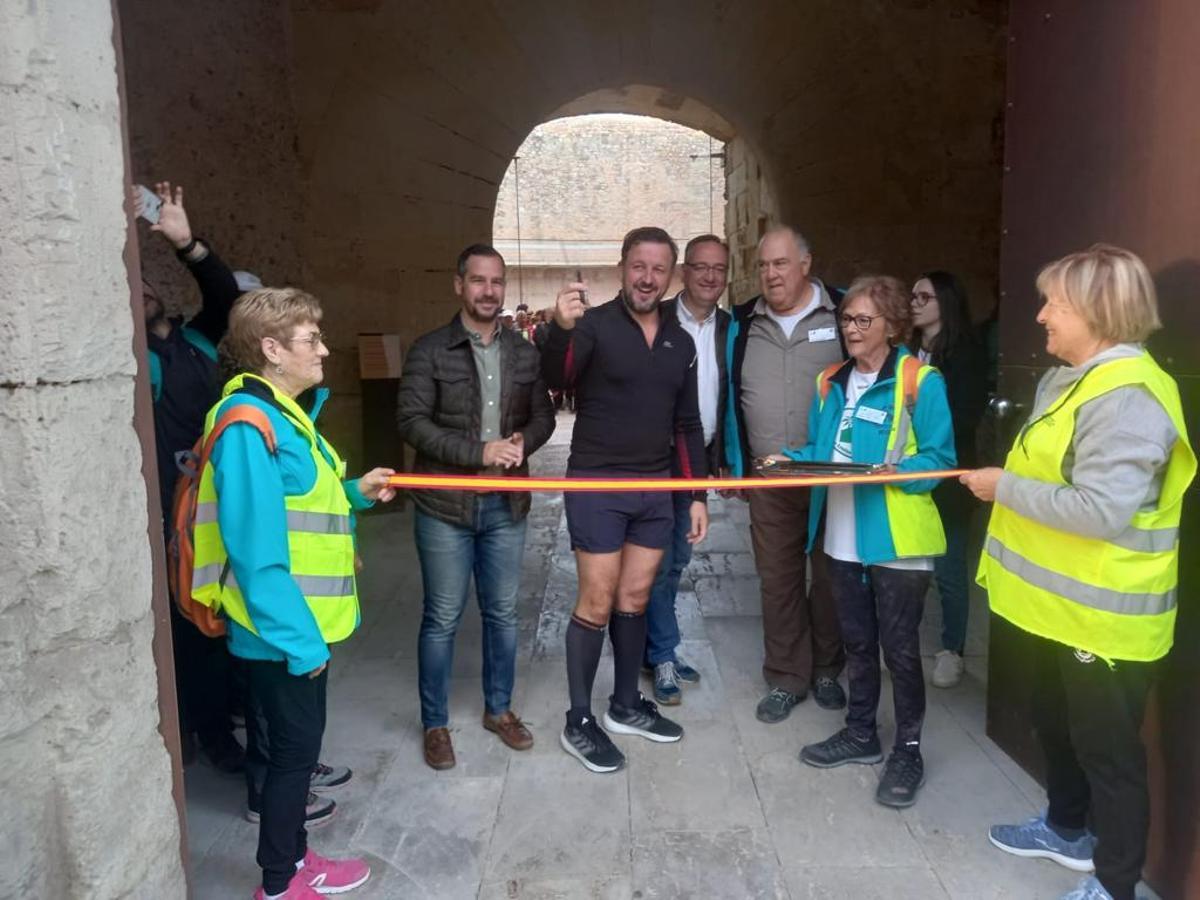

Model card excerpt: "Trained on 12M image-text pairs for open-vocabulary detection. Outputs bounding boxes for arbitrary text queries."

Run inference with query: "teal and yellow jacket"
[783,347,956,564]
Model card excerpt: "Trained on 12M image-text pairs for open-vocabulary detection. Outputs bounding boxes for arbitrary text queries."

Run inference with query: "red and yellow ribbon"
[386,469,969,493]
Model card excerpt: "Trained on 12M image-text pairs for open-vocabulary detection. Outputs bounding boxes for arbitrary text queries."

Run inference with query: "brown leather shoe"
[482,710,534,751]
[423,727,456,770]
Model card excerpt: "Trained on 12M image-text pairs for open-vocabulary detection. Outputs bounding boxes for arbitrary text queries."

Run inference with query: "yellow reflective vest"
[979,352,1195,661]
[191,374,360,644]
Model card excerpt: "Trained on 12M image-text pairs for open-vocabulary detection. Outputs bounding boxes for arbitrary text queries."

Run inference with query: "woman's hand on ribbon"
[960,467,1003,501]
[359,467,398,503]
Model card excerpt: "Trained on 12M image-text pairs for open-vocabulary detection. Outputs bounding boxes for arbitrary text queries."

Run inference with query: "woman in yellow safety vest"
[962,245,1195,900]
[196,288,396,900]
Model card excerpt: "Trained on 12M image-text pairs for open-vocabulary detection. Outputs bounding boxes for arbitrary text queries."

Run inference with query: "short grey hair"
[758,225,810,257]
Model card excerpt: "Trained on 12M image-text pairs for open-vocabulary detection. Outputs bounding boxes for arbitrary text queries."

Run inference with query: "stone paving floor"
[186,413,1098,899]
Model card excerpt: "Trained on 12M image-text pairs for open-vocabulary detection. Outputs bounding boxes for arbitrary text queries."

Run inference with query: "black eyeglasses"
[911,291,937,309]
[684,263,729,277]
[838,313,884,331]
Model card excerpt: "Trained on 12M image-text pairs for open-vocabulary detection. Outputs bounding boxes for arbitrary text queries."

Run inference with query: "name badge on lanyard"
[808,326,837,343]
[855,406,887,425]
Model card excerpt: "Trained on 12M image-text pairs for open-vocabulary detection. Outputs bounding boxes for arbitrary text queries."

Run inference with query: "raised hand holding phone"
[132,184,162,224]
[553,271,589,330]
[574,268,588,307]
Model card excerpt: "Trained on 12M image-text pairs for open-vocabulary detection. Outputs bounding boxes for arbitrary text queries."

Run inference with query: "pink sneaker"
[300,849,371,894]
[252,872,322,899]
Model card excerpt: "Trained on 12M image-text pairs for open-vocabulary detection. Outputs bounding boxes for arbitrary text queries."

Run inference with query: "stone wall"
[724,135,781,304]
[0,1,185,897]
[119,0,307,320]
[493,114,725,246]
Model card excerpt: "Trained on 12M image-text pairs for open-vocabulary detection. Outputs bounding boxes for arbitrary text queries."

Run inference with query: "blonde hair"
[219,287,323,374]
[1035,244,1161,342]
[844,275,913,346]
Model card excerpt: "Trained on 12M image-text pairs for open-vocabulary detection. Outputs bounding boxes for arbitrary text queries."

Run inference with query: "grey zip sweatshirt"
[995,343,1179,540]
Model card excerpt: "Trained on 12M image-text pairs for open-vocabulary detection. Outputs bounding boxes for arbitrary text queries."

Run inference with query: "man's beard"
[621,286,665,315]
[465,297,501,322]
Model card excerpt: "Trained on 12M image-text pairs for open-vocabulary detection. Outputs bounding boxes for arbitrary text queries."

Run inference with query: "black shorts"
[563,469,674,553]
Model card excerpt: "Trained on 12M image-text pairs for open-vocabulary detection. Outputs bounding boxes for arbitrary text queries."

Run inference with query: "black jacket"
[397,314,556,527]
[148,242,241,519]
[659,294,731,475]
[918,335,988,468]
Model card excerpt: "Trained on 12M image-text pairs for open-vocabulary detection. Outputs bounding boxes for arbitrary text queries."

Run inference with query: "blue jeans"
[643,491,695,666]
[415,494,527,729]
[932,481,972,653]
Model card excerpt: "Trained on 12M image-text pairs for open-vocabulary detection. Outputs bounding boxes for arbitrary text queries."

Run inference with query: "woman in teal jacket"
[775,275,955,809]
[206,287,396,900]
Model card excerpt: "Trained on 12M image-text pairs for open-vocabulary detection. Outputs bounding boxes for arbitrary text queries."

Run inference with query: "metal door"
[993,2,1200,896]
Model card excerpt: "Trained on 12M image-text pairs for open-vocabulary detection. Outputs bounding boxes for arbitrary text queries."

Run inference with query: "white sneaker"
[931,650,964,688]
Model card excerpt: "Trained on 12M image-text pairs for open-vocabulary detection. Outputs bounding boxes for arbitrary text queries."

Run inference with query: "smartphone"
[135,184,161,225]
[574,268,588,306]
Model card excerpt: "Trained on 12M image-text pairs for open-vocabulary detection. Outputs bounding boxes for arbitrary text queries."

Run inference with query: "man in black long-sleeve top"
[541,226,708,774]
[136,182,248,776]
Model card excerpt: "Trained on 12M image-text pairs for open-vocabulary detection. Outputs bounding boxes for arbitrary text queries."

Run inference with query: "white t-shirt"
[823,367,932,571]
[764,283,819,339]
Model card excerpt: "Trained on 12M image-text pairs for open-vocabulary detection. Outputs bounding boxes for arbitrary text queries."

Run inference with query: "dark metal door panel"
[996,3,1200,897]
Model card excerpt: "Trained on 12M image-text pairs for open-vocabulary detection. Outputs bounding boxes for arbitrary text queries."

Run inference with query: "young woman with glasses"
[909,271,988,687]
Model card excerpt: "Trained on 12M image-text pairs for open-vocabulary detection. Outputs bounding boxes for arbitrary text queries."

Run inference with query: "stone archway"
[495,85,779,305]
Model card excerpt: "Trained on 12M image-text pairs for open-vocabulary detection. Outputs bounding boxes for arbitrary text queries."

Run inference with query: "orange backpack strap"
[817,362,844,400]
[202,404,277,465]
[900,355,921,414]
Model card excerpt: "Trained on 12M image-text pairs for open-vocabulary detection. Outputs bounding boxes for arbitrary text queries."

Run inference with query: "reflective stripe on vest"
[196,502,350,536]
[979,352,1196,662]
[985,536,1175,616]
[189,373,359,644]
[223,568,356,598]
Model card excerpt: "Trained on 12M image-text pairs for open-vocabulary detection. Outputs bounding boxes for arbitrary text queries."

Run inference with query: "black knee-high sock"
[609,610,647,709]
[566,615,605,724]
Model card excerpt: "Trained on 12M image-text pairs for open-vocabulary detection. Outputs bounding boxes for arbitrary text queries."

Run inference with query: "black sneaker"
[245,790,335,826]
[876,745,925,808]
[561,715,626,773]
[813,676,847,711]
[199,729,246,775]
[799,727,884,768]
[755,687,804,723]
[603,694,684,743]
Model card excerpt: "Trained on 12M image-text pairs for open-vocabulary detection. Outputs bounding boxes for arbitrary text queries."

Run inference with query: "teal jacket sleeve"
[895,370,957,494]
[343,477,375,512]
[210,418,330,676]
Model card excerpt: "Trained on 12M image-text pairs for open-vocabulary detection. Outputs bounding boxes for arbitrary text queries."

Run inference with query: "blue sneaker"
[653,662,682,705]
[1060,876,1113,900]
[988,814,1095,872]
